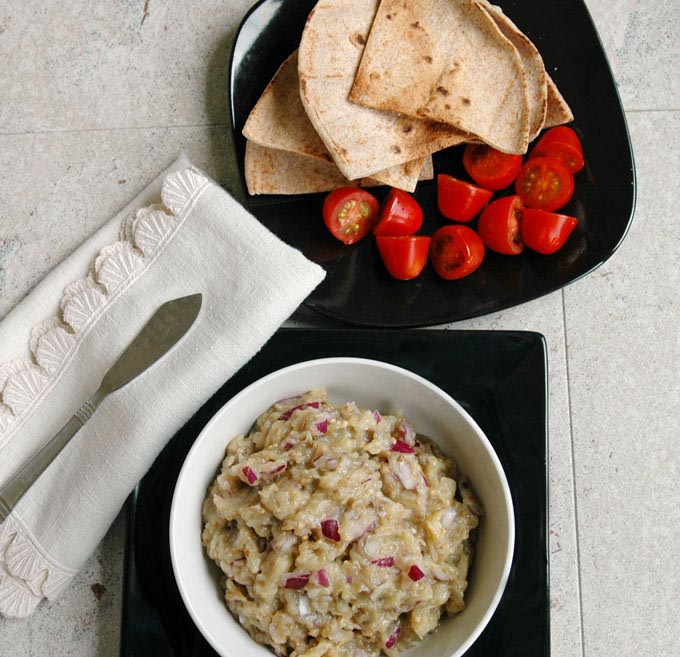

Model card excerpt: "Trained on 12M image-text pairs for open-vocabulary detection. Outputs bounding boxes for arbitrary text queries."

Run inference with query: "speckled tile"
[0,0,259,133]
[0,510,125,656]
[585,0,680,110]
[0,124,241,320]
[564,110,680,656]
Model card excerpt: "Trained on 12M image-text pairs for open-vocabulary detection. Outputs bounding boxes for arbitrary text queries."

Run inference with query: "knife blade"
[0,293,202,521]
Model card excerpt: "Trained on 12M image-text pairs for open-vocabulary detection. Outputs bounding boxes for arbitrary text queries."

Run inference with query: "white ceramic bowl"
[170,357,514,657]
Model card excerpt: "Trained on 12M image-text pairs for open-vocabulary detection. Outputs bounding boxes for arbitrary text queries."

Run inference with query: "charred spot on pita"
[350,32,367,47]
[392,145,402,154]
[437,86,450,96]
[423,55,433,63]
[461,97,471,105]
[402,125,413,133]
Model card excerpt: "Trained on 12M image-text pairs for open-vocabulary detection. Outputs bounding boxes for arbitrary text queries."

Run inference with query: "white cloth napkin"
[0,155,325,618]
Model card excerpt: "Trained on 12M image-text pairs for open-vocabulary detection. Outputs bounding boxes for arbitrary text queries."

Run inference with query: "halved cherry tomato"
[515,157,574,212]
[373,189,423,236]
[429,225,485,280]
[530,126,584,173]
[462,144,523,190]
[376,235,431,280]
[437,174,493,222]
[522,209,578,254]
[322,187,380,244]
[477,195,525,255]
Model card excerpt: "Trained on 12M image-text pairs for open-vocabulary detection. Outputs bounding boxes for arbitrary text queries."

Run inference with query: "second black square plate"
[120,329,548,656]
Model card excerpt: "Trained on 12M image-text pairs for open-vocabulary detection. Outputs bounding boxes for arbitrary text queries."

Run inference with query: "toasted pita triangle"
[476,0,547,141]
[298,0,470,180]
[350,0,531,154]
[243,50,431,191]
[544,76,574,127]
[244,140,434,195]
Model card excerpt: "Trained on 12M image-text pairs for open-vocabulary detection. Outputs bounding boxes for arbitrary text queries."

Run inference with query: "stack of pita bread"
[243,0,573,196]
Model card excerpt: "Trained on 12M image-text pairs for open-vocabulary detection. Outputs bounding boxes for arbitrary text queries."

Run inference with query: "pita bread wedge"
[544,75,574,127]
[476,0,547,141]
[244,140,434,195]
[244,50,431,192]
[298,0,470,181]
[243,51,332,164]
[349,0,531,154]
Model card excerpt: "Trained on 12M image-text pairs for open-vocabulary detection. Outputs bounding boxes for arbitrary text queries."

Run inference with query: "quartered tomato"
[477,195,525,255]
[376,235,431,280]
[530,126,584,173]
[429,225,485,280]
[522,209,579,254]
[462,144,523,190]
[373,189,423,236]
[322,187,380,244]
[437,174,493,222]
[515,156,574,212]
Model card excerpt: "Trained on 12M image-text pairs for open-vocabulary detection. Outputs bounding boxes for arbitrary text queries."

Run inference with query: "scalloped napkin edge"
[0,155,325,618]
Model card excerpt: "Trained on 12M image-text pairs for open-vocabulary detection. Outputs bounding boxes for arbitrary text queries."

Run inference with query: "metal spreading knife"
[0,293,203,522]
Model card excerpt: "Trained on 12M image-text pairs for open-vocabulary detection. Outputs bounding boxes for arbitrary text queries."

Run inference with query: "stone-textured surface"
[563,111,680,657]
[0,0,678,655]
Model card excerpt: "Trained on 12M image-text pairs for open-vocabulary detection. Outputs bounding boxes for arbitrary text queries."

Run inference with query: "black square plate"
[229,0,635,328]
[120,328,549,657]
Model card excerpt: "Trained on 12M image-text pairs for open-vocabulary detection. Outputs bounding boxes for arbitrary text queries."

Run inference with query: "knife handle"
[0,392,101,523]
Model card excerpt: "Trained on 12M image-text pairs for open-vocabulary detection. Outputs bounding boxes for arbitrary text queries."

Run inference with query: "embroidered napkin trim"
[0,168,208,452]
[0,167,209,618]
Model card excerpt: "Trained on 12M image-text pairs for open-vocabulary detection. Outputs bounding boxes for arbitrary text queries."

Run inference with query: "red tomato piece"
[477,195,525,255]
[376,235,431,280]
[437,174,493,222]
[462,144,523,190]
[429,225,485,280]
[322,187,380,245]
[530,126,584,173]
[522,209,578,254]
[515,157,574,212]
[373,189,423,236]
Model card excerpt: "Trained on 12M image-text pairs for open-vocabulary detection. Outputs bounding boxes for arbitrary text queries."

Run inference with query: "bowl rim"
[169,356,515,657]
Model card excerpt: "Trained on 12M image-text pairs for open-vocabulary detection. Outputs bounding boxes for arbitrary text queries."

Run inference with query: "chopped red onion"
[371,556,395,568]
[414,440,421,447]
[267,463,287,475]
[408,565,425,582]
[281,572,310,589]
[275,394,303,405]
[313,452,339,470]
[360,476,373,484]
[346,576,353,584]
[391,440,415,454]
[422,474,430,488]
[315,420,328,434]
[278,401,320,421]
[242,466,259,486]
[373,410,382,424]
[385,625,401,649]
[316,569,330,587]
[321,519,341,542]
[298,593,312,616]
[397,421,416,446]
[393,459,419,490]
[283,442,293,450]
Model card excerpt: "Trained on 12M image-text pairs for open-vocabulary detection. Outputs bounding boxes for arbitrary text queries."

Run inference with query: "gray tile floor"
[0,1,678,655]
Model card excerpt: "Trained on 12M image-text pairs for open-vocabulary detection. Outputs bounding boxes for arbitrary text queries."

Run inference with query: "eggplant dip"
[202,390,483,657]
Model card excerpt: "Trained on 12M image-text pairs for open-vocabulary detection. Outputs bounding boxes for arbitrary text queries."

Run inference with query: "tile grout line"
[0,123,233,138]
[561,288,586,657]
